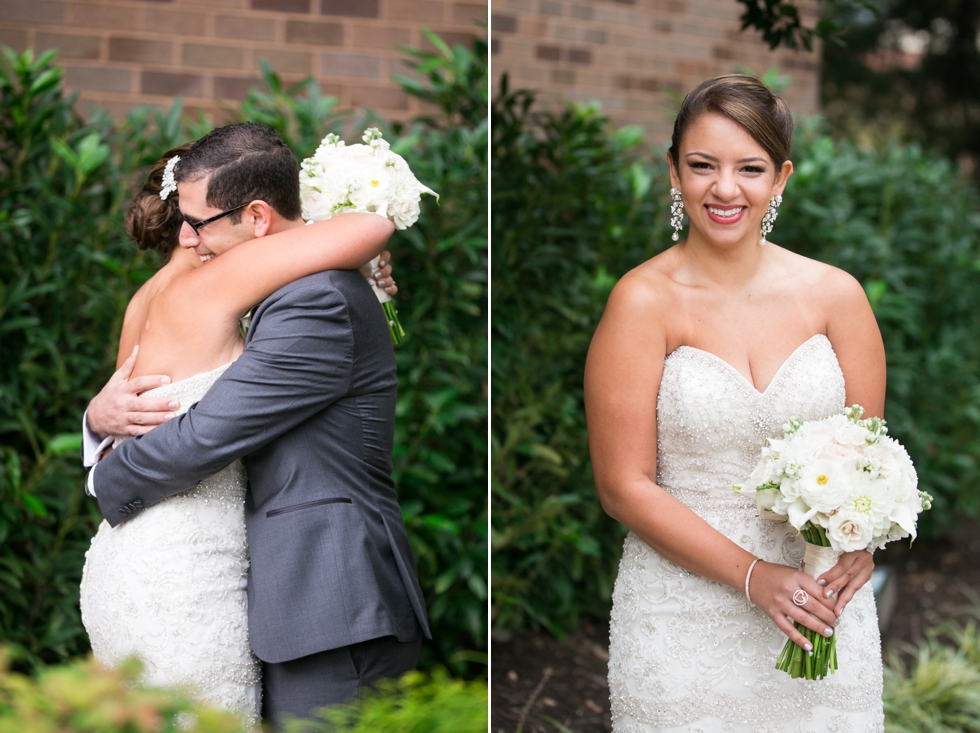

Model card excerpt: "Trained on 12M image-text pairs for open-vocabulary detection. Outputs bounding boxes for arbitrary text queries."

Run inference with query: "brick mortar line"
[0,24,486,47]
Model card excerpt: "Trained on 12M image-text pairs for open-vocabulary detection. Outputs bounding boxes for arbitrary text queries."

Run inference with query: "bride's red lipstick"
[704,205,746,225]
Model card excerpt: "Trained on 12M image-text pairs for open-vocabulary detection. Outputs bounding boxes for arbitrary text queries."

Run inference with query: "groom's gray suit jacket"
[92,269,430,664]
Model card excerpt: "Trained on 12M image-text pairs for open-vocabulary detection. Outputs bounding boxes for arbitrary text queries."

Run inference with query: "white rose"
[883,438,919,492]
[388,197,421,230]
[827,510,874,552]
[834,422,871,451]
[817,442,863,470]
[300,191,337,222]
[799,419,836,444]
[863,443,901,481]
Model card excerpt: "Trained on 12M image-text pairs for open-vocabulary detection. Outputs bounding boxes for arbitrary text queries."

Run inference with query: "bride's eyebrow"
[685,152,768,164]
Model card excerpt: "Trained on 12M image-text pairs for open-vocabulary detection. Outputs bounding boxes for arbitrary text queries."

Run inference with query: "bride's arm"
[816,266,887,614]
[585,270,839,651]
[172,209,394,321]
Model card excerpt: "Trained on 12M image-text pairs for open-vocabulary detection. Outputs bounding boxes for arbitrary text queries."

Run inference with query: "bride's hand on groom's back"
[87,346,179,439]
[750,562,839,652]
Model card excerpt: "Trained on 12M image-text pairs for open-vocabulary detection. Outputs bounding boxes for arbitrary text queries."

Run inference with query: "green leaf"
[20,492,47,518]
[46,433,83,456]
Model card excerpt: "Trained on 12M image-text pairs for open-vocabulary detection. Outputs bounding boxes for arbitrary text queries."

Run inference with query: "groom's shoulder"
[264,269,369,307]
[258,271,390,344]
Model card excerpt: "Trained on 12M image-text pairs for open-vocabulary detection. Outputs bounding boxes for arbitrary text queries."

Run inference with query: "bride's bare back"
[117,212,393,383]
[119,247,244,383]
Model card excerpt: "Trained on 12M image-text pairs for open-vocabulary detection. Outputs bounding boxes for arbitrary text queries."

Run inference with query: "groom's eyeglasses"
[181,203,249,236]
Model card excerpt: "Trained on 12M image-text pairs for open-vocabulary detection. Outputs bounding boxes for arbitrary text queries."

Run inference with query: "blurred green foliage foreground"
[0,28,487,685]
[491,75,980,635]
[0,651,487,733]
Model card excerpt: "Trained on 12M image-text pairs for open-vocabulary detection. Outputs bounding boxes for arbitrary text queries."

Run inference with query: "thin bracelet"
[744,558,761,605]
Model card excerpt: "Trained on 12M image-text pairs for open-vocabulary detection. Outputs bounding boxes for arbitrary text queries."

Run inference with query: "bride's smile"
[705,205,746,223]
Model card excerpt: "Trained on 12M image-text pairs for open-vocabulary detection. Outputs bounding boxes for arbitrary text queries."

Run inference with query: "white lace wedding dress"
[608,334,884,732]
[80,363,261,724]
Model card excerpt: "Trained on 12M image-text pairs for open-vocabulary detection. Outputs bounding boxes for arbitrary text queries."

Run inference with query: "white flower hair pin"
[159,155,180,200]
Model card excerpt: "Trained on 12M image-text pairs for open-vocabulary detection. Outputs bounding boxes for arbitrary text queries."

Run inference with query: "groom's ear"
[244,200,273,238]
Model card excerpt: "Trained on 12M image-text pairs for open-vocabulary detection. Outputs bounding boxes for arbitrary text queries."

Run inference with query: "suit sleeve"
[93,280,355,527]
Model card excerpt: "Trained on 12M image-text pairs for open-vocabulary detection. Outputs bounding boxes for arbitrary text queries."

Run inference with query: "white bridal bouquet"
[735,405,932,680]
[299,128,438,344]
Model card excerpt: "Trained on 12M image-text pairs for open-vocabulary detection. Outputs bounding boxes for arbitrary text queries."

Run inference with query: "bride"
[80,136,396,723]
[584,75,885,731]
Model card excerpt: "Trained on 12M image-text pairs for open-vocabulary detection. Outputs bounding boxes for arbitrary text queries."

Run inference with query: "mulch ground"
[491,520,980,733]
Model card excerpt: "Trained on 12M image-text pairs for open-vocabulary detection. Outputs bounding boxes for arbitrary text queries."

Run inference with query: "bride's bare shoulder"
[775,247,866,307]
[607,248,680,313]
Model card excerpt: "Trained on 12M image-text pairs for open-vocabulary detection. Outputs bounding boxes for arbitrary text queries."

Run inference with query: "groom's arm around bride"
[92,265,431,722]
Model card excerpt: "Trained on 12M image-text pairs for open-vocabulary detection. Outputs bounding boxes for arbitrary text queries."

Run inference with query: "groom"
[84,123,430,728]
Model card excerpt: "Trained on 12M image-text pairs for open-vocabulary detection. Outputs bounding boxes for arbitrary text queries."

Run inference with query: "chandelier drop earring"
[670,187,684,242]
[760,194,782,245]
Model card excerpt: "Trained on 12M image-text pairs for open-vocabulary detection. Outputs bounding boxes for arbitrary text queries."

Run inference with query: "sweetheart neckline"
[669,334,830,396]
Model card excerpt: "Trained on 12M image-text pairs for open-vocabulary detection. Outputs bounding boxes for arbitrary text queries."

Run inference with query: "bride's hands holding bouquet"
[818,550,875,618]
[749,561,839,653]
[737,406,930,678]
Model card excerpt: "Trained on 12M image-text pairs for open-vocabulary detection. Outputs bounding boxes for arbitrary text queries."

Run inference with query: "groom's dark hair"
[175,122,303,223]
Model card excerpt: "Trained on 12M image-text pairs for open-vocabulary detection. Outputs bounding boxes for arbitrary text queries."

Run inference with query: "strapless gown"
[80,363,261,723]
[608,335,884,732]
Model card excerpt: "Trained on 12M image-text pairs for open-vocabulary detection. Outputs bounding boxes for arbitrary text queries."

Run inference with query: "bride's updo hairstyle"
[669,74,794,169]
[125,142,194,263]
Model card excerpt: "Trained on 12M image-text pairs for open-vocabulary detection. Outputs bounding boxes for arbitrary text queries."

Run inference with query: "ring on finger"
[792,589,809,606]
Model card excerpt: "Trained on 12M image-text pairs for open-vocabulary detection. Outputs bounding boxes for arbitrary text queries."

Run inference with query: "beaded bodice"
[656,334,845,539]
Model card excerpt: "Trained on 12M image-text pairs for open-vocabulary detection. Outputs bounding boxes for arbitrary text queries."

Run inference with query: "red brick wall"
[490,0,821,143]
[0,0,487,121]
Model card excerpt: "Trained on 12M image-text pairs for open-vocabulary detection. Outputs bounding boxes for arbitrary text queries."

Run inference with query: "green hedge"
[491,81,980,634]
[0,33,486,676]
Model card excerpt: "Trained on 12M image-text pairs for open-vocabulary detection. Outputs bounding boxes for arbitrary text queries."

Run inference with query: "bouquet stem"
[775,532,840,680]
[383,301,405,345]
